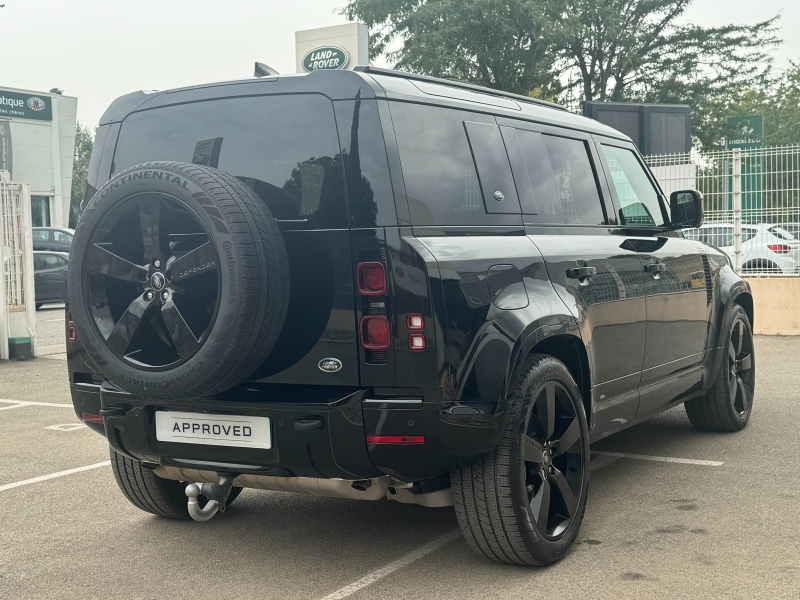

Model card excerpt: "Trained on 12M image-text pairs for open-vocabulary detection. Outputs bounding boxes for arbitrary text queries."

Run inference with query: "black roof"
[98,68,626,141]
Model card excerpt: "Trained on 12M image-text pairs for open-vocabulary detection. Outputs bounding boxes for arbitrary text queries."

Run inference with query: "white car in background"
[683,222,800,274]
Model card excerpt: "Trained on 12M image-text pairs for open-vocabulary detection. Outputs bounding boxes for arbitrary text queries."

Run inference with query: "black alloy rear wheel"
[68,162,290,399]
[452,354,590,566]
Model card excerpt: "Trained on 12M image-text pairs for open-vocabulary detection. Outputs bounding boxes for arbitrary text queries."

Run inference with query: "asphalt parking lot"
[1,332,798,599]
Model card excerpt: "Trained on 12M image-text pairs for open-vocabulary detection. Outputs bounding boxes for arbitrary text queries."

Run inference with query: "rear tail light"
[360,315,390,350]
[67,312,76,341]
[367,436,424,444]
[768,244,791,254]
[409,334,426,351]
[407,314,424,330]
[357,262,386,295]
[80,412,103,424]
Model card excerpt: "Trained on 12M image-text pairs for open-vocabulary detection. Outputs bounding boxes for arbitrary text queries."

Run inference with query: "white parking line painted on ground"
[594,451,724,467]
[0,461,111,493]
[320,454,621,599]
[45,423,88,432]
[0,399,72,408]
[320,529,462,600]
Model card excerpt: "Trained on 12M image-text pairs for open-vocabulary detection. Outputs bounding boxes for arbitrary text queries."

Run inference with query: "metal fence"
[646,145,800,276]
[1,173,27,310]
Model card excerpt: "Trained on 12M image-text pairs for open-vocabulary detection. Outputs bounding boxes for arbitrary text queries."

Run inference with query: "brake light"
[357,262,386,295]
[360,315,390,350]
[68,327,77,342]
[367,436,424,444]
[80,412,103,423]
[68,312,74,325]
[768,244,791,254]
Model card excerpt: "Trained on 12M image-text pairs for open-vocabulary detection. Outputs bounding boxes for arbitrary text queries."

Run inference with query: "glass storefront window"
[31,196,51,227]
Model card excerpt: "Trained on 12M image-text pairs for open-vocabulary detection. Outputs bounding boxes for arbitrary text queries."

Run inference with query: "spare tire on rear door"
[68,161,290,399]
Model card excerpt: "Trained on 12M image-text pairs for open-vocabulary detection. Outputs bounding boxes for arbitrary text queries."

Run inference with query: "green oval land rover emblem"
[302,46,349,72]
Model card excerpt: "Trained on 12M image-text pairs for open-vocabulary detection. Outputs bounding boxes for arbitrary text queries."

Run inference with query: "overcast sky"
[1,0,797,128]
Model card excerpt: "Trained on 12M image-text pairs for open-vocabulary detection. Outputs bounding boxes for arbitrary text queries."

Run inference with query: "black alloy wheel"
[85,193,220,369]
[522,380,585,539]
[728,316,754,416]
[68,162,290,399]
[685,304,755,432]
[452,354,589,566]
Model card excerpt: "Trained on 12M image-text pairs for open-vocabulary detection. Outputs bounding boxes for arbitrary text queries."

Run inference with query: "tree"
[344,0,782,144]
[343,0,561,97]
[70,122,94,228]
[549,0,779,104]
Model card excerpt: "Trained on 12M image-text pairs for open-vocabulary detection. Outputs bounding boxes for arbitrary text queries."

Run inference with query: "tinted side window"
[54,231,73,243]
[32,230,49,242]
[463,122,520,214]
[601,145,665,227]
[508,129,606,225]
[742,227,757,242]
[114,95,347,229]
[390,102,489,226]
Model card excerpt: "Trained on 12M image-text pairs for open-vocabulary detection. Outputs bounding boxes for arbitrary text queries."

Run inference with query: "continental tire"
[68,162,289,399]
[452,354,590,566]
[685,304,755,432]
[110,448,242,519]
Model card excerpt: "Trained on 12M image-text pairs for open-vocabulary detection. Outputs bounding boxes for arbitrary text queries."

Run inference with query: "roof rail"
[354,65,566,111]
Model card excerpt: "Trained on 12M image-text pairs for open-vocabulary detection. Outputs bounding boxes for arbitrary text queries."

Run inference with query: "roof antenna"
[254,62,280,77]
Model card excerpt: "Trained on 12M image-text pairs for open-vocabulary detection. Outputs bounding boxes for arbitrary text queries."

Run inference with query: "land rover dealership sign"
[302,46,349,72]
[0,89,53,121]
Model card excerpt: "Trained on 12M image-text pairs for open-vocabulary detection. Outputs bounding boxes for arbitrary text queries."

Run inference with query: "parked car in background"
[776,222,800,240]
[683,222,800,273]
[32,227,74,252]
[33,251,69,309]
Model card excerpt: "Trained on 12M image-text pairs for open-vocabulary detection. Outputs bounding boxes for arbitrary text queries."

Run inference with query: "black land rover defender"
[67,67,754,565]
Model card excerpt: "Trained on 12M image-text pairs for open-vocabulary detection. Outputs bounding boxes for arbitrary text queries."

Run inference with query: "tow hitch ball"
[185,474,237,522]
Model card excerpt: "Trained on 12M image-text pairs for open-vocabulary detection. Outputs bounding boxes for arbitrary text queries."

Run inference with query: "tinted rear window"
[390,102,497,226]
[113,95,347,229]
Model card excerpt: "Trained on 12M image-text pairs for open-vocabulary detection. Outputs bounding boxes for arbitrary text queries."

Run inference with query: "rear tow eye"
[185,474,237,522]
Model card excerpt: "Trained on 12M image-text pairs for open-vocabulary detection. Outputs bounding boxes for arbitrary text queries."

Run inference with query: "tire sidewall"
[720,304,755,425]
[69,163,244,397]
[508,357,590,561]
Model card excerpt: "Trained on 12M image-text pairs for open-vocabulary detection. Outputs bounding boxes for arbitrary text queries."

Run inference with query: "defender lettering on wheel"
[67,66,754,566]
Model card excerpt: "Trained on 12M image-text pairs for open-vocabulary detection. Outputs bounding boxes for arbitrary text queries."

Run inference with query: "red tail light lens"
[367,436,424,444]
[360,315,390,350]
[67,312,74,325]
[68,327,77,342]
[357,262,386,295]
[768,244,790,254]
[80,412,103,424]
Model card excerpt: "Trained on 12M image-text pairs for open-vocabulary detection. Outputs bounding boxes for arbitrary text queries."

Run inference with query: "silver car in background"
[683,222,800,274]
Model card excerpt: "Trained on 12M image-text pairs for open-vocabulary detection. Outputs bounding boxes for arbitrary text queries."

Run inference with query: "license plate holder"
[155,411,272,449]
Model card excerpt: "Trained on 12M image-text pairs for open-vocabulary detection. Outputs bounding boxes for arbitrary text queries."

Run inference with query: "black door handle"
[566,266,597,279]
[644,263,666,274]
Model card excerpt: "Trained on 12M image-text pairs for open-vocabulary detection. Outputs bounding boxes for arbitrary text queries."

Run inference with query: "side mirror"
[670,190,703,229]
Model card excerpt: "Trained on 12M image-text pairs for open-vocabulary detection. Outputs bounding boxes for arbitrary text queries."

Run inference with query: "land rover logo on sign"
[26,97,46,111]
[318,358,343,373]
[302,46,348,72]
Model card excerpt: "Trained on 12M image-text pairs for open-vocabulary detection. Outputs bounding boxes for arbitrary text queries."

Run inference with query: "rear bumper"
[70,383,508,482]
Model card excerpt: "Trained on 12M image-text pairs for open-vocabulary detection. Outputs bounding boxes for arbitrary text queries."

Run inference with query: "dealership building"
[0,87,77,228]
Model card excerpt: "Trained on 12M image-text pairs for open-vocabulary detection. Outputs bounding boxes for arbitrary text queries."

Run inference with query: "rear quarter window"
[113,94,347,229]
